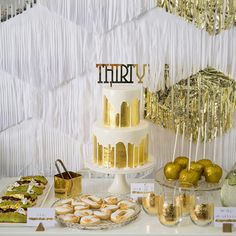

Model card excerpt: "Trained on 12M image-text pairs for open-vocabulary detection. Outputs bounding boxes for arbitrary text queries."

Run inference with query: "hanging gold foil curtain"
[156,0,236,35]
[144,67,236,142]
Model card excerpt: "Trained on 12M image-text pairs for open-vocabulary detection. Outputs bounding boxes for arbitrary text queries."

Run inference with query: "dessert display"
[0,176,48,223]
[0,88,232,232]
[53,194,141,229]
[92,86,150,169]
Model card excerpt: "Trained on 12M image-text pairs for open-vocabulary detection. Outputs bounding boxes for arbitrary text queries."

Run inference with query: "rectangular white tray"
[0,177,53,226]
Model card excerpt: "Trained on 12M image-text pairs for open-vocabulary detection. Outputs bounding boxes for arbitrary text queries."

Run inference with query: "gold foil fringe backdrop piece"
[156,0,236,35]
[144,66,236,142]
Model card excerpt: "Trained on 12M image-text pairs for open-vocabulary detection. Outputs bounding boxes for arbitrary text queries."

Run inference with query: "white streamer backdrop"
[0,0,236,176]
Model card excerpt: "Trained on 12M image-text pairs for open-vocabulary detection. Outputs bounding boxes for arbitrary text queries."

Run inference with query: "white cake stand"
[86,161,154,194]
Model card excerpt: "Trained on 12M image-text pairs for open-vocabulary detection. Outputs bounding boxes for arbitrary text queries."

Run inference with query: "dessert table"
[0,177,234,236]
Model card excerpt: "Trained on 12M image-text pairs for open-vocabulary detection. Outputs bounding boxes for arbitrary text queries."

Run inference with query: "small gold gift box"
[54,159,82,198]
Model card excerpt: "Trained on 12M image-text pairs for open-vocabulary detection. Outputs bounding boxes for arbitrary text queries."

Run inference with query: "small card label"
[27,208,55,227]
[130,183,155,199]
[214,207,236,227]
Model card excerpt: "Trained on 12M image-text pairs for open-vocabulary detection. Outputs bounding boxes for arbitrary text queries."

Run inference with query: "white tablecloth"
[0,177,233,236]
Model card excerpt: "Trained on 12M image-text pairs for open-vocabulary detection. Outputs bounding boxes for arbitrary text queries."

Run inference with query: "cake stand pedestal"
[108,174,130,194]
[86,162,154,194]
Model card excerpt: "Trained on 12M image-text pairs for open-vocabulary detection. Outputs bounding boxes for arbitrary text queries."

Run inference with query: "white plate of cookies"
[52,194,141,230]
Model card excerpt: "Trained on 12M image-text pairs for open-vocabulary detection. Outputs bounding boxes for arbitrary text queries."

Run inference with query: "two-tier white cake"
[93,86,150,169]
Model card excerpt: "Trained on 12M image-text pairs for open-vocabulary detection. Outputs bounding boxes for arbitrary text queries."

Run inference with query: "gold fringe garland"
[156,0,236,35]
[144,66,236,142]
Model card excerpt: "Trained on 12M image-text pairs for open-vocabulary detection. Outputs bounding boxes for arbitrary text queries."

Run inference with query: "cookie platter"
[53,194,141,230]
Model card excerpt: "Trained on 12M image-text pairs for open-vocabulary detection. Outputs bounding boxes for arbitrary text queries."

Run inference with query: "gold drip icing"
[116,142,127,168]
[93,135,97,163]
[121,102,130,127]
[134,146,139,167]
[103,96,140,128]
[104,145,114,168]
[115,113,120,127]
[139,139,144,166]
[143,134,149,164]
[94,135,149,168]
[128,143,134,168]
[103,96,109,125]
[97,144,103,165]
[131,99,140,126]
